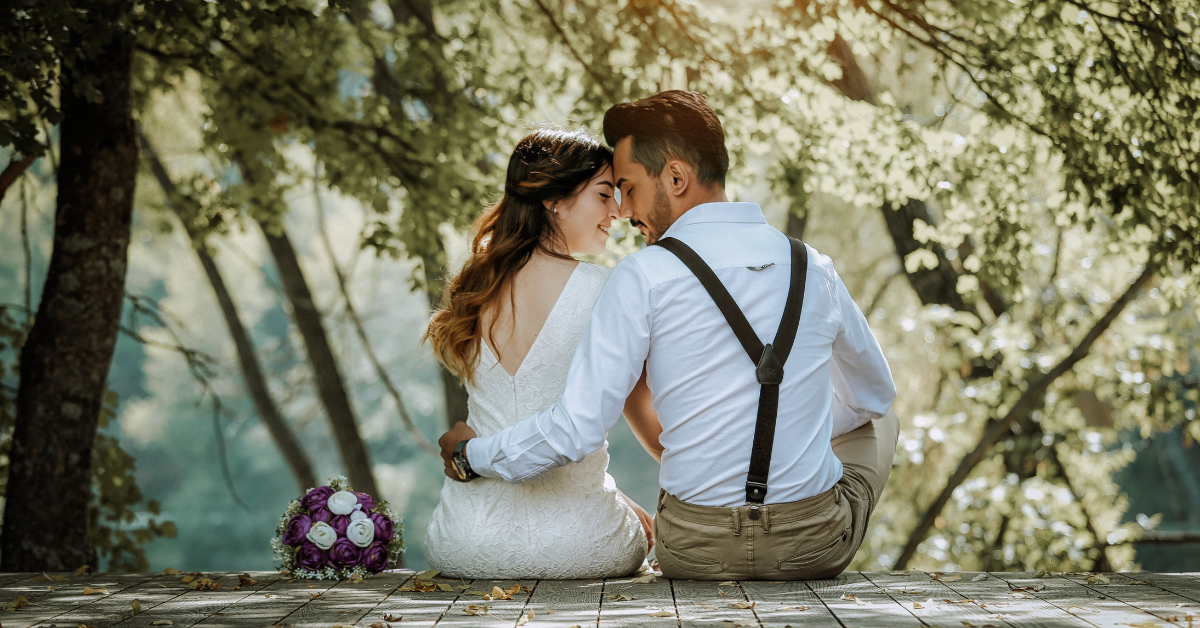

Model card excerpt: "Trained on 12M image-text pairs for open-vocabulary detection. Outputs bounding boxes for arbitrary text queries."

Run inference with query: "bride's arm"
[623,364,664,462]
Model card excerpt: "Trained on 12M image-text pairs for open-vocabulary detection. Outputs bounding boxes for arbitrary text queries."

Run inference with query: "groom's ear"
[665,159,690,197]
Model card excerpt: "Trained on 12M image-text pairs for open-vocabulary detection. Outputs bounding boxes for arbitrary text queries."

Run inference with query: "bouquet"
[272,476,404,580]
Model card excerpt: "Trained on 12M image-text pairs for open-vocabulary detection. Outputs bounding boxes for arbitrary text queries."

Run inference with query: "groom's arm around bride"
[439,90,899,580]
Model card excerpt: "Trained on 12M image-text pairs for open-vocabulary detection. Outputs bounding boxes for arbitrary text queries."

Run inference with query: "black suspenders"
[655,236,808,513]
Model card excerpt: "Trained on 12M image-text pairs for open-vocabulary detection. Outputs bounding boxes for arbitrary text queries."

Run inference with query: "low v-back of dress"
[423,262,647,579]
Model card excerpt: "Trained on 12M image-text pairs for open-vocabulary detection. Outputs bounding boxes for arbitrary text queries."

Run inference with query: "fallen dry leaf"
[415,569,440,581]
[504,584,522,596]
[1086,575,1111,585]
[972,574,989,582]
[934,574,962,582]
[383,613,403,621]
[162,567,182,575]
[83,587,110,595]
[491,586,512,600]
[369,623,389,628]
[891,571,911,576]
[188,578,222,591]
[180,575,195,583]
[632,574,656,584]
[239,573,258,587]
[731,601,756,609]
[75,565,91,575]
[132,600,142,615]
[436,584,454,592]
[0,594,30,611]
[944,599,977,604]
[38,572,70,582]
[649,611,675,617]
[607,594,636,601]
[463,604,489,616]
[515,609,534,625]
[151,621,173,626]
[779,606,808,611]
[914,602,924,609]
[719,581,740,586]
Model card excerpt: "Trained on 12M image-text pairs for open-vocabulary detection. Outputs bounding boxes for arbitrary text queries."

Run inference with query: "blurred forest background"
[1,0,1198,573]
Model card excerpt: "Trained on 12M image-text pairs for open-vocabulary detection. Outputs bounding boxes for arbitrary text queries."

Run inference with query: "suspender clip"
[746,481,768,504]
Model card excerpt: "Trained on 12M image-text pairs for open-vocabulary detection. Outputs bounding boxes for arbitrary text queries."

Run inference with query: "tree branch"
[0,154,35,205]
[894,263,1156,569]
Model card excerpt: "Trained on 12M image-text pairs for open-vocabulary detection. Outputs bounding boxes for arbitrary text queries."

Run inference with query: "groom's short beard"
[644,179,672,244]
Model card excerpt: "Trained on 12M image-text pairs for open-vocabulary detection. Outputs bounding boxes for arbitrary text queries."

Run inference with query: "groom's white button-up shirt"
[466,202,896,507]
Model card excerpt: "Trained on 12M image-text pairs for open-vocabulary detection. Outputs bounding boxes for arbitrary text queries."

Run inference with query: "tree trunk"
[880,199,970,313]
[0,154,35,204]
[1,14,136,571]
[139,136,318,492]
[258,220,379,496]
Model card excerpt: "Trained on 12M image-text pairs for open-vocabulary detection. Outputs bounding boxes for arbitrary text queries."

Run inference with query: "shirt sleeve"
[465,259,653,483]
[828,267,897,437]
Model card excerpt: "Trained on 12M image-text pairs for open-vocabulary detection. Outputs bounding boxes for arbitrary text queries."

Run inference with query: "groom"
[439,90,899,580]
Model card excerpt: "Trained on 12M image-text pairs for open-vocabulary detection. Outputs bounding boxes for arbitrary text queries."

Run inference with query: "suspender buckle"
[746,481,768,504]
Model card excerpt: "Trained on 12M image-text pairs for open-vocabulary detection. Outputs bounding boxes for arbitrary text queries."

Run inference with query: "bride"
[422,128,660,578]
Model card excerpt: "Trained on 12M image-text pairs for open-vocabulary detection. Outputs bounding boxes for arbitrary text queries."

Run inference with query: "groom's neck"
[673,185,729,221]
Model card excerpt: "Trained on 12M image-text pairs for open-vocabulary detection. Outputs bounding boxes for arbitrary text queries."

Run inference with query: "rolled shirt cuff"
[464,437,498,479]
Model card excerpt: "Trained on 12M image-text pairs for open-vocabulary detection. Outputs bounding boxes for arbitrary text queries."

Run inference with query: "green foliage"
[89,390,178,573]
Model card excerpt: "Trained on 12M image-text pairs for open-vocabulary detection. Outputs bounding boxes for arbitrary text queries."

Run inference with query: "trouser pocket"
[654,509,728,577]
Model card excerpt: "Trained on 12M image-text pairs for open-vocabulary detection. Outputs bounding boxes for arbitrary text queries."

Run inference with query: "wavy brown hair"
[425,128,613,384]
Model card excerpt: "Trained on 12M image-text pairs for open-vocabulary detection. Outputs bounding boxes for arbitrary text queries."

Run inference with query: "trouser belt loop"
[762,505,771,533]
[731,507,741,536]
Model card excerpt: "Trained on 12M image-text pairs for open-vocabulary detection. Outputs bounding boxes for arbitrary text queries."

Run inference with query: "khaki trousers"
[653,410,900,580]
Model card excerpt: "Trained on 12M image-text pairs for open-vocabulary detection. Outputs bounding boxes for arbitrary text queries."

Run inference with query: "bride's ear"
[542,199,559,214]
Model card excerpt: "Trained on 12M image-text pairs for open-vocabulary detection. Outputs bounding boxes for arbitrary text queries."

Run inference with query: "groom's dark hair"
[602,90,728,188]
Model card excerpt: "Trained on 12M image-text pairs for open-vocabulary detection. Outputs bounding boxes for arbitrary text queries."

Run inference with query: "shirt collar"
[660,202,767,240]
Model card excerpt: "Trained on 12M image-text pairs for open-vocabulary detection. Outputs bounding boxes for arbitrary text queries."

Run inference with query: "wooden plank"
[270,572,403,628]
[1108,573,1200,605]
[862,571,1014,628]
[357,572,466,628]
[989,572,1179,628]
[0,573,38,590]
[114,573,329,628]
[436,579,536,627]
[8,573,169,628]
[598,574,676,628]
[739,580,835,627]
[673,579,759,627]
[524,579,605,628]
[807,571,923,628]
[933,572,1094,628]
[1061,572,1196,627]
[29,573,201,628]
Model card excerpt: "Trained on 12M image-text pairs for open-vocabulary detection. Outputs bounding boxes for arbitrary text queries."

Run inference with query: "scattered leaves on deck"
[83,586,110,595]
[607,594,636,601]
[463,604,489,616]
[1086,575,1111,585]
[648,610,675,617]
[972,574,989,581]
[382,613,403,621]
[931,573,962,582]
[151,620,173,625]
[890,571,910,576]
[515,609,534,625]
[76,564,91,575]
[731,601,755,609]
[132,599,142,615]
[631,574,656,584]
[188,577,223,591]
[719,581,739,586]
[162,568,181,575]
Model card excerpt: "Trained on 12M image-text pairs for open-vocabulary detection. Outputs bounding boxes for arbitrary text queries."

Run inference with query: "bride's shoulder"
[572,261,613,294]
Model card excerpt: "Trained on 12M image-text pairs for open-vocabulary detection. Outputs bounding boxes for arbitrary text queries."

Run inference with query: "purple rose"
[369,512,394,543]
[354,491,377,510]
[282,513,313,546]
[329,537,363,567]
[302,486,333,512]
[362,541,389,573]
[330,514,350,536]
[310,507,332,524]
[295,542,328,571]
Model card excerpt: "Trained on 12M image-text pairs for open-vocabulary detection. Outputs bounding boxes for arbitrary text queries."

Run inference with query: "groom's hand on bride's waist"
[439,421,478,480]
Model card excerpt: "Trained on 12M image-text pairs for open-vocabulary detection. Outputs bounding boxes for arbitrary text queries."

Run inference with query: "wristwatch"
[451,440,480,482]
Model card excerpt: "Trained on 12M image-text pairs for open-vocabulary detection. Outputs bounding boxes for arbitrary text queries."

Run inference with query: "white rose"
[327,490,358,515]
[346,518,375,548]
[306,521,336,550]
[350,510,369,521]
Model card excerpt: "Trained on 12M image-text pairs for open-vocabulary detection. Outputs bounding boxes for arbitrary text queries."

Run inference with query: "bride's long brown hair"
[425,128,613,384]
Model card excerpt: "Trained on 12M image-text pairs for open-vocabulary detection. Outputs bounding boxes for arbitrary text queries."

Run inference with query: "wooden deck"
[0,570,1196,627]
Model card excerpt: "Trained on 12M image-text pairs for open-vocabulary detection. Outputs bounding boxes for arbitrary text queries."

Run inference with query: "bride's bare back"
[481,253,579,377]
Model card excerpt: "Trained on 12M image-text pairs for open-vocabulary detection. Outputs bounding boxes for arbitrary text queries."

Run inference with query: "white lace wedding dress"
[423,262,648,579]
